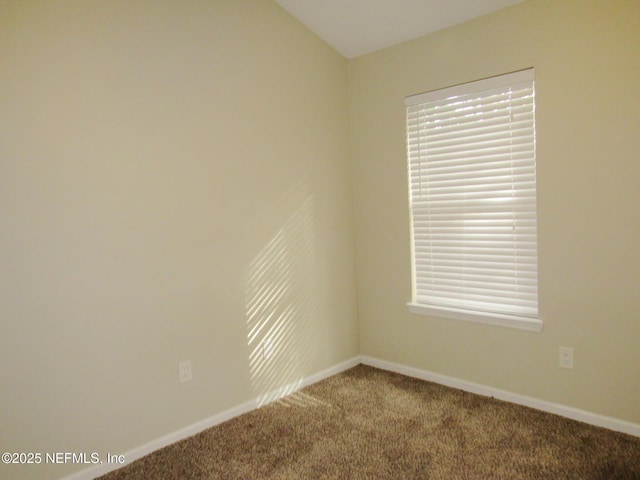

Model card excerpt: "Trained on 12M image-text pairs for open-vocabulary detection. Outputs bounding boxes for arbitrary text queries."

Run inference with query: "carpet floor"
[97,365,640,479]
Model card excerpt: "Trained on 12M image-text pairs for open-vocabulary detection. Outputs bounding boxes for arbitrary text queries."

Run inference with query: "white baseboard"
[360,355,640,438]
[61,356,360,480]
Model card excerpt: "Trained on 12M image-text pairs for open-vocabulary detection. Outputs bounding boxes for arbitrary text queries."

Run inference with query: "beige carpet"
[97,365,640,479]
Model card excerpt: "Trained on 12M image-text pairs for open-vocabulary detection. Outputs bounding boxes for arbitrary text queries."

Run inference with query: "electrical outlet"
[559,347,574,369]
[178,360,192,383]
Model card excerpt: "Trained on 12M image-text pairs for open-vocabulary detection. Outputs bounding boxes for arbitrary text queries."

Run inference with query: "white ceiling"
[274,0,528,58]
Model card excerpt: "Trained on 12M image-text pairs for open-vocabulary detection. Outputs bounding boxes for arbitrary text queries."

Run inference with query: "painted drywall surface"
[350,0,640,424]
[0,1,357,478]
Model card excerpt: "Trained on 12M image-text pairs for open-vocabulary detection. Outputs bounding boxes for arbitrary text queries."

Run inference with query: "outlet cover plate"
[559,347,574,369]
[178,360,192,383]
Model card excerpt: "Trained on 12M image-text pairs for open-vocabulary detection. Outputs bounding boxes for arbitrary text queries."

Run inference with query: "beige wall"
[0,1,358,479]
[350,0,640,425]
[2,0,640,478]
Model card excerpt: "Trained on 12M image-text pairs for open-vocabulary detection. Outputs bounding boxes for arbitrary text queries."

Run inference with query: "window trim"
[406,302,543,332]
[405,69,541,332]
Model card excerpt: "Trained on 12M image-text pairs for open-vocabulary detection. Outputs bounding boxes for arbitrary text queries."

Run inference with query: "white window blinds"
[405,69,541,331]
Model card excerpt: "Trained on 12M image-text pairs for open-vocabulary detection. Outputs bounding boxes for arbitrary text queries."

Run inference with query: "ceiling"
[274,0,528,59]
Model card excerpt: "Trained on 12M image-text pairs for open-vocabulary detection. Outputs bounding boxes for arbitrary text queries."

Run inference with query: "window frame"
[404,69,542,332]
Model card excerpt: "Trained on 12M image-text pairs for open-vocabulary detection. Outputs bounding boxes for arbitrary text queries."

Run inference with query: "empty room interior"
[1,0,639,479]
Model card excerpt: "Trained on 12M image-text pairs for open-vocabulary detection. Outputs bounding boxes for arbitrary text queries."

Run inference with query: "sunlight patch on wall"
[245,188,320,406]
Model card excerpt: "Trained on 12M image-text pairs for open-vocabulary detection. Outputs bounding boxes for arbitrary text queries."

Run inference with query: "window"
[405,69,541,332]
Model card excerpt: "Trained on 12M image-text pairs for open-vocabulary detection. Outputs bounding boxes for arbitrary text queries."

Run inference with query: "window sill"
[406,303,543,333]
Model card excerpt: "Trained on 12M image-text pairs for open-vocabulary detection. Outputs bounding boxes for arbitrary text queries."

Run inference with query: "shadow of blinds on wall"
[405,68,541,332]
[245,186,319,406]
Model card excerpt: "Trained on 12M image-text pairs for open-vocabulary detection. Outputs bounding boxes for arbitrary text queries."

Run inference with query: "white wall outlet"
[178,360,192,383]
[559,347,574,369]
